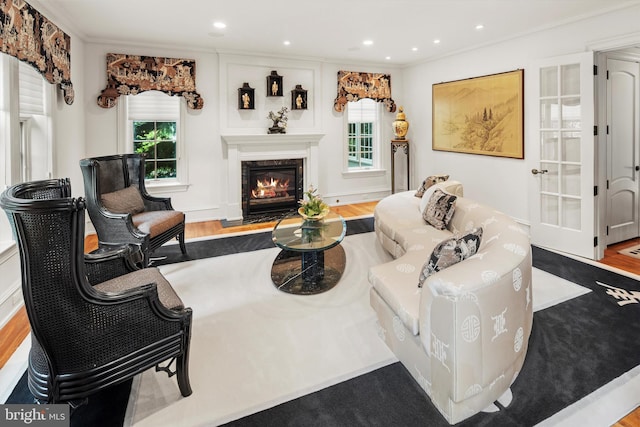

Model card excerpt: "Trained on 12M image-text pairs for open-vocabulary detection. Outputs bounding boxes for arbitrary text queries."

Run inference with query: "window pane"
[133,121,154,139]
[156,160,177,178]
[561,64,580,96]
[157,140,176,158]
[145,161,155,179]
[540,131,558,161]
[540,66,558,97]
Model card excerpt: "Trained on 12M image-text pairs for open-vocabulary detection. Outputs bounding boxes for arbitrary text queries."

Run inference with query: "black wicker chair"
[0,178,192,405]
[79,154,187,267]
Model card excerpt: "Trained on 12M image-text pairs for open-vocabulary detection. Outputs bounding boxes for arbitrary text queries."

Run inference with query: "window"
[125,91,186,186]
[133,120,177,179]
[346,98,380,171]
[19,61,51,182]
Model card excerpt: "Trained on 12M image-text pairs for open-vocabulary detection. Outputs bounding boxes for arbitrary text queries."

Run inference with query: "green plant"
[299,186,329,217]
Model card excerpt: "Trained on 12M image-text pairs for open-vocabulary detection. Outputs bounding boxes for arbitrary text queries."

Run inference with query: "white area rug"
[124,232,590,427]
[617,244,640,259]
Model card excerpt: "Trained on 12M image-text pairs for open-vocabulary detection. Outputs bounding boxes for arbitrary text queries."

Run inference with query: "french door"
[529,52,597,259]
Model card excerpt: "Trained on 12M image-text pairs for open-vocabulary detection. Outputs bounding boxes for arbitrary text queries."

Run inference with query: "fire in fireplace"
[242,159,303,219]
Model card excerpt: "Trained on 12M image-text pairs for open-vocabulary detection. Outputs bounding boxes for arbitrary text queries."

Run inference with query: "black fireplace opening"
[242,159,304,220]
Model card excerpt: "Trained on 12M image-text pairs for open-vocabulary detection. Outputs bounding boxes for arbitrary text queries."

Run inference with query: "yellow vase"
[392,106,409,140]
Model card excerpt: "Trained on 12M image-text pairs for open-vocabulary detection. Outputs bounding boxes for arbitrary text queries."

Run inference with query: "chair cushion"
[101,186,145,214]
[94,267,185,310]
[133,210,184,237]
[422,189,457,230]
[418,227,483,288]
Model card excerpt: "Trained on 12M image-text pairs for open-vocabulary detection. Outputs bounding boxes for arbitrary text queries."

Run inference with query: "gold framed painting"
[432,69,524,159]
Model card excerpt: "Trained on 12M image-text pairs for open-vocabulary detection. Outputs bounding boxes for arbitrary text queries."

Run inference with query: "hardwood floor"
[83,201,379,253]
[10,201,640,424]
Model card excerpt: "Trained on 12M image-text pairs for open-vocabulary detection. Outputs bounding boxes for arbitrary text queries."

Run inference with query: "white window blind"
[347,98,378,122]
[19,62,45,116]
[127,91,180,121]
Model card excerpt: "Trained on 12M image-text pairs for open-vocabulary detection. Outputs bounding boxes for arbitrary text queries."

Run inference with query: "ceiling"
[30,0,640,65]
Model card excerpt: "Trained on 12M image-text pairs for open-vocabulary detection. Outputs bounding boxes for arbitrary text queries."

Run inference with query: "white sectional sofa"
[368,181,533,424]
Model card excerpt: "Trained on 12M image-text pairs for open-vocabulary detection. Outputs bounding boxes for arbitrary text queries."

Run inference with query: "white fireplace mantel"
[222,133,325,221]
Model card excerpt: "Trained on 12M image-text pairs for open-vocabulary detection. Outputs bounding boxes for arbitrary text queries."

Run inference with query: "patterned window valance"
[0,0,74,104]
[334,70,395,113]
[97,53,204,110]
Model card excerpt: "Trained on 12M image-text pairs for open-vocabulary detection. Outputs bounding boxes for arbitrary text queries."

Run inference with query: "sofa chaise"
[368,180,533,424]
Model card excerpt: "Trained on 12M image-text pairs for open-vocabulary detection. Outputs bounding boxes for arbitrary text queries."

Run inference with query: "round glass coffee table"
[271,211,347,295]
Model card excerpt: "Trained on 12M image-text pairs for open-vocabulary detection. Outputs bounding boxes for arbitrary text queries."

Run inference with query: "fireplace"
[242,159,303,218]
[221,133,324,222]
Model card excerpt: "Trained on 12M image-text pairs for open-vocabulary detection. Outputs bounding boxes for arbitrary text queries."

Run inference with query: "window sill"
[342,168,386,178]
[145,182,190,194]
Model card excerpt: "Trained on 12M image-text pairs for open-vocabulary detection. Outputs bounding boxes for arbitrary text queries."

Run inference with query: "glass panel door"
[530,52,596,259]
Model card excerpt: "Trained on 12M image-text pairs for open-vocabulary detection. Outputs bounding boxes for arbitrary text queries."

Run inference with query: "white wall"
[83,47,403,220]
[82,44,222,222]
[400,4,640,224]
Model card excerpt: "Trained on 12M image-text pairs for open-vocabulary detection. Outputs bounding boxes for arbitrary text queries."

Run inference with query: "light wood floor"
[12,201,640,424]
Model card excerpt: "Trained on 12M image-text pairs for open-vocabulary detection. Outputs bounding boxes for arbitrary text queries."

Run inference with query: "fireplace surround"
[221,134,324,222]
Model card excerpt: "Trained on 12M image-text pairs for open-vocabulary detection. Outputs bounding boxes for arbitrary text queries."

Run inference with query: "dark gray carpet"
[221,246,640,426]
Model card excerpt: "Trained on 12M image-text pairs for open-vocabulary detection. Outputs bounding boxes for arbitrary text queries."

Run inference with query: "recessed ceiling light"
[411,47,418,52]
[433,39,441,44]
[283,40,291,46]
[476,24,484,30]
[363,40,374,46]
[385,56,391,60]
[213,22,226,29]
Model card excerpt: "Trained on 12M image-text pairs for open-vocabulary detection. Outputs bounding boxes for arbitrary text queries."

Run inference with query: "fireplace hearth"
[242,159,303,219]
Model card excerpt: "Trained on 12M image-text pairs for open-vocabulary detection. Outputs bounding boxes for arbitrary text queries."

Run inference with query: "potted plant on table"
[298,186,329,220]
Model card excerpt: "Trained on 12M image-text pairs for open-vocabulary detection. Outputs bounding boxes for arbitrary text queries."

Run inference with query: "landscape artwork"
[432,69,524,158]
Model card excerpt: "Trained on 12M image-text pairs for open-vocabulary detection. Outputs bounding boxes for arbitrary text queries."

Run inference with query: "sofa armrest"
[419,240,532,406]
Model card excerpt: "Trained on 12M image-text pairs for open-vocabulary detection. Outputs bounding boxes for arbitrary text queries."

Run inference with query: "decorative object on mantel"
[392,106,409,140]
[97,53,204,109]
[291,84,308,110]
[298,186,329,220]
[267,107,288,134]
[238,82,255,109]
[0,0,74,104]
[266,70,283,96]
[334,70,396,113]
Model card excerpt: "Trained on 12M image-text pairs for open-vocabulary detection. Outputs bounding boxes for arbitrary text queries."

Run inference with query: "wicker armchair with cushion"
[79,153,187,267]
[0,178,192,404]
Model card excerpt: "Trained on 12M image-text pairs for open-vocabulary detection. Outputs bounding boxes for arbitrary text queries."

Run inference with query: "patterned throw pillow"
[418,227,483,288]
[422,189,456,230]
[415,174,449,197]
[101,186,145,214]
